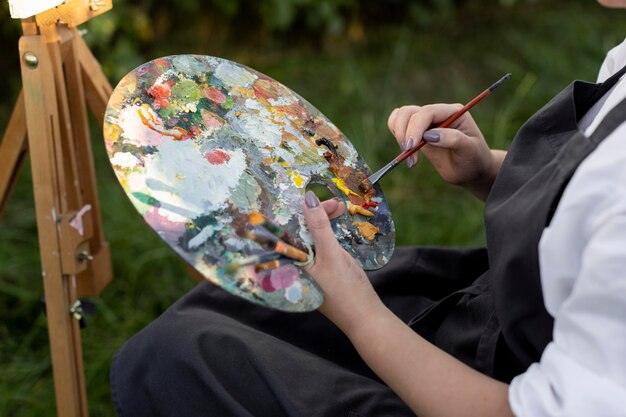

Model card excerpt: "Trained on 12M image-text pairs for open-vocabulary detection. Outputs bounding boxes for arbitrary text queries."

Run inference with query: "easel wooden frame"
[0,2,114,416]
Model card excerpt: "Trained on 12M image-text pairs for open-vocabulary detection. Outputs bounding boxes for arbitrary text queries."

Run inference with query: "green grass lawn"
[0,2,624,416]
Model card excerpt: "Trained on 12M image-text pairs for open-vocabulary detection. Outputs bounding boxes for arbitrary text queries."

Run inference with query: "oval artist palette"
[103,55,395,312]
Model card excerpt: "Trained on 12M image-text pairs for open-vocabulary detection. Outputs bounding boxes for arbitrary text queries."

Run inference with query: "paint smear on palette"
[103,55,395,312]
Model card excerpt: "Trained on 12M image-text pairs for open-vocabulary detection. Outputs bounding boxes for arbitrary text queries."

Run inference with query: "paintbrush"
[243,225,309,262]
[368,73,512,185]
[248,211,306,251]
[254,257,294,272]
[223,251,280,274]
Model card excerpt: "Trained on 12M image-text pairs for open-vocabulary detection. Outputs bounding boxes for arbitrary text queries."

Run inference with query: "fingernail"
[400,141,406,151]
[406,155,414,168]
[305,191,320,208]
[405,137,414,150]
[332,197,341,202]
[423,130,440,143]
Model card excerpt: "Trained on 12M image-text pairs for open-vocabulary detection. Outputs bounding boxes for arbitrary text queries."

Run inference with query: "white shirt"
[509,39,626,416]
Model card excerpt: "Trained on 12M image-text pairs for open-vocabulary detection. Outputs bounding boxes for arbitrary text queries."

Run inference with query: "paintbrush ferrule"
[254,258,293,272]
[367,159,399,185]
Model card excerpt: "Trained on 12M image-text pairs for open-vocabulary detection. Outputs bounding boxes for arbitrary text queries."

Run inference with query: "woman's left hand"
[303,191,384,332]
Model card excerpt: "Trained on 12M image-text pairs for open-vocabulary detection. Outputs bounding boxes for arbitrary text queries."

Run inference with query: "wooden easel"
[0,1,113,416]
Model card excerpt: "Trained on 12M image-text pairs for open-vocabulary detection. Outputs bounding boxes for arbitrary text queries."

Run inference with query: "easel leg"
[62,27,112,296]
[0,92,27,219]
[19,34,88,417]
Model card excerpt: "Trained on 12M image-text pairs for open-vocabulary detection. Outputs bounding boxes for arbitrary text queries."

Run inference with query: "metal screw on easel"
[69,300,87,328]
[23,52,38,69]
[77,251,94,262]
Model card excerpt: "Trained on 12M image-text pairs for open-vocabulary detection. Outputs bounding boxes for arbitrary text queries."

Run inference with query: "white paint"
[154,69,176,87]
[183,102,197,113]
[118,105,168,147]
[244,99,271,117]
[284,280,303,303]
[232,111,283,148]
[8,0,64,18]
[268,97,296,106]
[157,206,189,223]
[188,224,216,249]
[214,62,257,88]
[273,145,296,165]
[143,139,246,214]
[110,152,140,169]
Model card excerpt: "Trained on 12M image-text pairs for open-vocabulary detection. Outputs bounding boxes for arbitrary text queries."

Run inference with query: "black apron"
[110,66,626,417]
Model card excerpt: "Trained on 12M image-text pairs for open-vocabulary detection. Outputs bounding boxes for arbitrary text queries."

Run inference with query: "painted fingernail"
[305,191,320,208]
[405,137,414,151]
[406,155,414,168]
[400,141,406,151]
[423,130,440,143]
[332,197,341,202]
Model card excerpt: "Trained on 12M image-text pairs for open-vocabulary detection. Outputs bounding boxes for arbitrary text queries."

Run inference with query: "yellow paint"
[332,178,360,197]
[348,204,374,217]
[289,170,306,188]
[104,123,122,144]
[352,221,379,241]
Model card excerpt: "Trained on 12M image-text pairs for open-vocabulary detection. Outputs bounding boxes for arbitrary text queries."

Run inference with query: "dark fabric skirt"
[110,246,493,417]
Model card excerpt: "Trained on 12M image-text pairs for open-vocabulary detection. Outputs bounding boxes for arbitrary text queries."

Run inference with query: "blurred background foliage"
[0,0,624,415]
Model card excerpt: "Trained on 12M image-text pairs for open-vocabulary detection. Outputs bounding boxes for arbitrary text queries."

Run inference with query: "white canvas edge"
[8,0,65,19]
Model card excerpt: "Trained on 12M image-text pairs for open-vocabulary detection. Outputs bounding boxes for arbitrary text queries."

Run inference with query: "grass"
[0,2,624,416]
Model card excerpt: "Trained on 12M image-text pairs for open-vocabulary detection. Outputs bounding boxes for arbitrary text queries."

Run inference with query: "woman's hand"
[303,192,384,333]
[388,104,506,201]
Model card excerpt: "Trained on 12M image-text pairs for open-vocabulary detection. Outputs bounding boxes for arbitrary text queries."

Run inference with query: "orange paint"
[352,221,379,241]
[137,107,190,140]
[348,205,374,217]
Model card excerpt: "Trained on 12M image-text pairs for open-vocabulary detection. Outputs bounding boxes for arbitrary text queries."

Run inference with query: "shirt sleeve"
[509,199,626,416]
[598,37,626,82]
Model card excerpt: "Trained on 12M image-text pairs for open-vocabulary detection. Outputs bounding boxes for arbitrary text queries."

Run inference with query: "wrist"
[464,149,506,201]
[331,295,390,338]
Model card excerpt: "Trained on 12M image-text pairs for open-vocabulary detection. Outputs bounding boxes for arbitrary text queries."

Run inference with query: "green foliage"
[0,0,624,416]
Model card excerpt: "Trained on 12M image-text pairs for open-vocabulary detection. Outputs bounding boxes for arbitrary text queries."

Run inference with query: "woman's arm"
[346,301,513,417]
[303,191,514,417]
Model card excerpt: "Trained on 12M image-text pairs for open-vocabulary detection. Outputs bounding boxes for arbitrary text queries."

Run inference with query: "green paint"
[131,191,161,207]
[171,79,204,102]
[229,171,261,209]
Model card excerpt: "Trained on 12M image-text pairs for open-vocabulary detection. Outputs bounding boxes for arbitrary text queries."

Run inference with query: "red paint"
[204,149,231,165]
[147,83,171,109]
[259,274,277,292]
[362,201,378,209]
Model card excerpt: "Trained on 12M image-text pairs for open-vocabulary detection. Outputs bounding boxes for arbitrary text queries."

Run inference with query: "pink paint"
[204,149,231,165]
[203,86,226,104]
[201,109,223,129]
[269,265,298,289]
[144,207,186,242]
[69,204,92,236]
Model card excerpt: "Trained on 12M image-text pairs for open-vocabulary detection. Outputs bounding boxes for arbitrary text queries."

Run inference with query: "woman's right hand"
[388,104,506,201]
